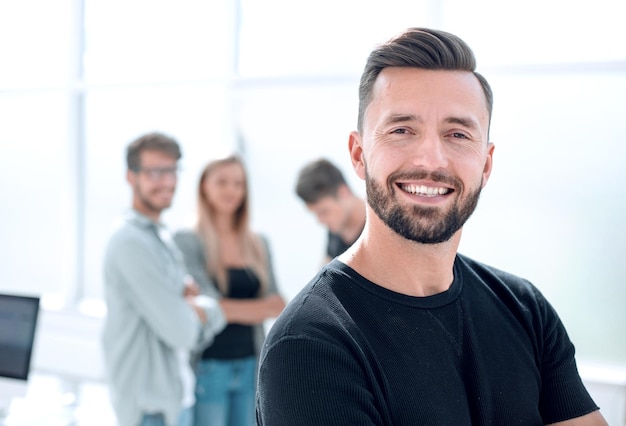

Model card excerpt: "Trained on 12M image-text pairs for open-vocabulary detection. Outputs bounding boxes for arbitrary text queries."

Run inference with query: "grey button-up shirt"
[102,209,226,426]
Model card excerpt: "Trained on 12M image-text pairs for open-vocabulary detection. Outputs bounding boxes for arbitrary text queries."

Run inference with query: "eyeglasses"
[133,166,180,181]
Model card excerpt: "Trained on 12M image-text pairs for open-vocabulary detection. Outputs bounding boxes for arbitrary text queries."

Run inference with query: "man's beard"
[365,166,483,244]
[136,185,172,216]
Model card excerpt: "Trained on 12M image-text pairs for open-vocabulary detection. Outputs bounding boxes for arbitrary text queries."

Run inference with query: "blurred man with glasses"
[102,132,228,426]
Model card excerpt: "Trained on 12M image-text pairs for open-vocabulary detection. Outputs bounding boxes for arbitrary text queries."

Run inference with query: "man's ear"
[126,169,135,186]
[348,131,365,180]
[481,142,495,189]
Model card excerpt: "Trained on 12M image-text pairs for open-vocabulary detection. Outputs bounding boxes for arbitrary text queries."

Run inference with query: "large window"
[1,0,624,366]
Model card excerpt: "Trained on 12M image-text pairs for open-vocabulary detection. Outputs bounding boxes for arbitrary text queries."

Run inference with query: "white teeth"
[400,184,449,196]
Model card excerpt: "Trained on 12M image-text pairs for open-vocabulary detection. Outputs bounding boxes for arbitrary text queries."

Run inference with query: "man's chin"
[155,197,173,208]
[149,200,172,213]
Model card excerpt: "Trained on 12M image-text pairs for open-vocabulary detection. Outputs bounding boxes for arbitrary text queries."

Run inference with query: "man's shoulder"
[104,217,158,265]
[276,268,339,320]
[456,253,546,308]
[266,263,351,340]
[106,218,147,247]
[457,253,532,285]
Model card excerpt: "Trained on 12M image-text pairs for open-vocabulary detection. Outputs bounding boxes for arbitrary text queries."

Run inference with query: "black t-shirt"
[326,227,363,259]
[256,255,599,425]
[202,268,259,359]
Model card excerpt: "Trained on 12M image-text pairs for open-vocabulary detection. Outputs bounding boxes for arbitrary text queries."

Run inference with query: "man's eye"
[451,132,468,139]
[391,128,409,134]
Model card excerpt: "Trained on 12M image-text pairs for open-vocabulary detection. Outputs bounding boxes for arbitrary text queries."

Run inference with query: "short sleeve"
[257,336,385,426]
[534,287,599,423]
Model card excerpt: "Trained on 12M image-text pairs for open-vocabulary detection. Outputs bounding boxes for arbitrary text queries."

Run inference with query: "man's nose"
[409,133,449,169]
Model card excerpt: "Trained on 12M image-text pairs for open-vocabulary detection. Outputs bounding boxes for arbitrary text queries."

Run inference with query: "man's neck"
[339,215,460,297]
[132,203,161,223]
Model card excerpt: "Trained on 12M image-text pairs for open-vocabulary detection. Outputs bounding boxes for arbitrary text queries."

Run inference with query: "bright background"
[1,0,624,372]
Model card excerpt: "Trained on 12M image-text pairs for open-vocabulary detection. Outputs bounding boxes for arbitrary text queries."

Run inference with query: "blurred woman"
[174,154,286,426]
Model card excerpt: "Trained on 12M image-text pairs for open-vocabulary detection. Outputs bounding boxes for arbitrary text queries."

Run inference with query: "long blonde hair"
[195,155,269,295]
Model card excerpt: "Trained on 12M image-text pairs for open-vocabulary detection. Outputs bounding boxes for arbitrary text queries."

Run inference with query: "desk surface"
[1,373,117,425]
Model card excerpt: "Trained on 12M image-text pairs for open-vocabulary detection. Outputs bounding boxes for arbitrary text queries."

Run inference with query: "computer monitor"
[0,293,40,417]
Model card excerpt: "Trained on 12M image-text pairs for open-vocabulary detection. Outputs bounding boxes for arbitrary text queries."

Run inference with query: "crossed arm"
[219,294,286,324]
[185,278,285,325]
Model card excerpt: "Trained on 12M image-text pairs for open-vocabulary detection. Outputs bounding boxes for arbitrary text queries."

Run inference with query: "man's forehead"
[366,68,490,129]
[140,149,177,164]
[373,68,485,100]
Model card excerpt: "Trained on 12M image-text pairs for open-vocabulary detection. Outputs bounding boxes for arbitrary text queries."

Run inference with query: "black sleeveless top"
[201,268,260,359]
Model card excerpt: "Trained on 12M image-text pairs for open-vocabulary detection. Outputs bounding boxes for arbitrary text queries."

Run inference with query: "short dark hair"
[357,27,493,133]
[126,132,182,171]
[295,158,348,204]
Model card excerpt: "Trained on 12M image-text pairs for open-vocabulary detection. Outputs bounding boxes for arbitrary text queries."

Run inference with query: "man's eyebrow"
[383,114,421,126]
[445,116,479,130]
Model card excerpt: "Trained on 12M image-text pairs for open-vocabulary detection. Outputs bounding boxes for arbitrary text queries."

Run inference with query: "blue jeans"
[193,357,257,426]
[140,406,192,426]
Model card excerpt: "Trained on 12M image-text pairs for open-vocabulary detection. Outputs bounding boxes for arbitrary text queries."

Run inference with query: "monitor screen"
[0,294,40,381]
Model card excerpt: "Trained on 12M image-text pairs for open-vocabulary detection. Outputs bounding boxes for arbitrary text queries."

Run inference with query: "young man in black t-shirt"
[258,28,608,426]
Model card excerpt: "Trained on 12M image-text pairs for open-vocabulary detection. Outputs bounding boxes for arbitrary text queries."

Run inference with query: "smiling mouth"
[398,183,452,197]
